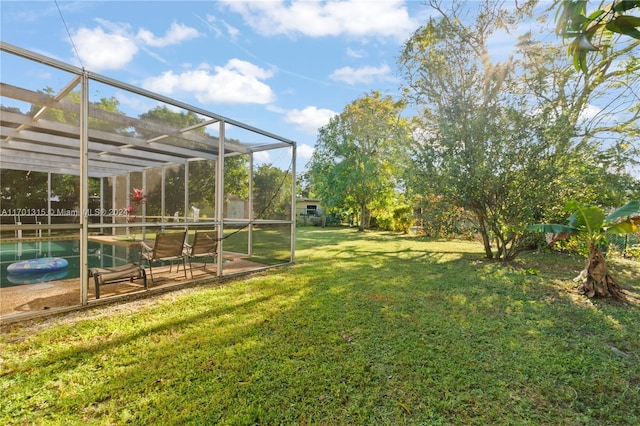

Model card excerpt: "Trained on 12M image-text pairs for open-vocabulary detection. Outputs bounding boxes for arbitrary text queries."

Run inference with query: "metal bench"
[90,263,147,299]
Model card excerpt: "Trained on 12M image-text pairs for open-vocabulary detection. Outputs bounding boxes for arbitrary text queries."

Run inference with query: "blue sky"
[1,1,537,171]
[1,0,427,168]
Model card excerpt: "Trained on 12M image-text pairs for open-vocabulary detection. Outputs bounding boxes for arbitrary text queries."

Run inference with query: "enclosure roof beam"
[0,148,148,176]
[1,84,253,158]
[244,141,295,152]
[1,84,226,154]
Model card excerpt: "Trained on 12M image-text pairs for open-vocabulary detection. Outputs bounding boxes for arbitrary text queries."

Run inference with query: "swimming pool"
[0,240,140,287]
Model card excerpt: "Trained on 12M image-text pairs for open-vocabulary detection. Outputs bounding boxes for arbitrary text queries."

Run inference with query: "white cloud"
[297,143,315,160]
[222,20,240,40]
[266,105,287,114]
[225,58,274,80]
[72,26,138,71]
[285,106,337,134]
[70,20,201,71]
[254,150,271,164]
[329,64,394,85]
[222,0,419,41]
[141,59,276,104]
[136,22,202,47]
[346,47,366,58]
[579,104,603,125]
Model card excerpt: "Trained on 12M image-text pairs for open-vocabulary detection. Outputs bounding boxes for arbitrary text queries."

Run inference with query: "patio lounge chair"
[183,230,218,278]
[140,230,187,284]
[90,263,147,299]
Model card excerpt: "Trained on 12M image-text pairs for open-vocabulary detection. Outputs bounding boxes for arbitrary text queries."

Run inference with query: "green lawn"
[1,227,639,425]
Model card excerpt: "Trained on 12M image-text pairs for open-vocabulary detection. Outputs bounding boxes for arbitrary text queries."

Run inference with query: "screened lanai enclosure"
[0,42,297,322]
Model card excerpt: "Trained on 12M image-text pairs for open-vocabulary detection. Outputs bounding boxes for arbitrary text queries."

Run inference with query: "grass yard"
[1,227,639,425]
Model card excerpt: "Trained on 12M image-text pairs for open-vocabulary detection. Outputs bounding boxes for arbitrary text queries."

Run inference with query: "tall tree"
[308,91,411,231]
[550,1,640,183]
[252,163,292,220]
[296,170,315,199]
[516,31,640,218]
[400,0,542,260]
[400,0,638,260]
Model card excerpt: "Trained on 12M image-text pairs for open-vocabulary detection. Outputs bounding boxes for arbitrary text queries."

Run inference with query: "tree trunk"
[358,201,366,232]
[475,211,493,259]
[576,246,627,301]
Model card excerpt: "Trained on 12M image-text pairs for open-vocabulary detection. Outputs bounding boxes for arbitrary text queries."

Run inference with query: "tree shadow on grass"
[286,253,640,423]
[3,229,640,424]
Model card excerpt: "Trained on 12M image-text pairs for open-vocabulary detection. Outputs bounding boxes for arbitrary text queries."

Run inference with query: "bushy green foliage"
[413,195,475,239]
[309,91,411,231]
[391,204,414,233]
[370,201,414,233]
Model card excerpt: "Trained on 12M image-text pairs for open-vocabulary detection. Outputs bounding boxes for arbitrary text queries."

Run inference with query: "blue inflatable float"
[7,257,69,275]
[6,269,69,285]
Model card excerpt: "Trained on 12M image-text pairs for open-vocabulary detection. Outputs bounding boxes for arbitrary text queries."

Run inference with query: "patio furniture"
[183,230,218,278]
[140,230,187,283]
[90,263,147,299]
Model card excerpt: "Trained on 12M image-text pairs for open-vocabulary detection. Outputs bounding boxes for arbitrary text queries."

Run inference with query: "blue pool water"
[0,240,141,287]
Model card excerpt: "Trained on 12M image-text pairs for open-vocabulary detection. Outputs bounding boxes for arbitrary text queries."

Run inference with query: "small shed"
[296,198,323,226]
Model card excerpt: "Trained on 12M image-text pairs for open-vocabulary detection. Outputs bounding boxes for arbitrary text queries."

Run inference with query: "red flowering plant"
[127,187,146,223]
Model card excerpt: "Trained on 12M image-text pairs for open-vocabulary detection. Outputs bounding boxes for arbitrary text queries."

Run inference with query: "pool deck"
[1,252,269,321]
[88,235,144,247]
